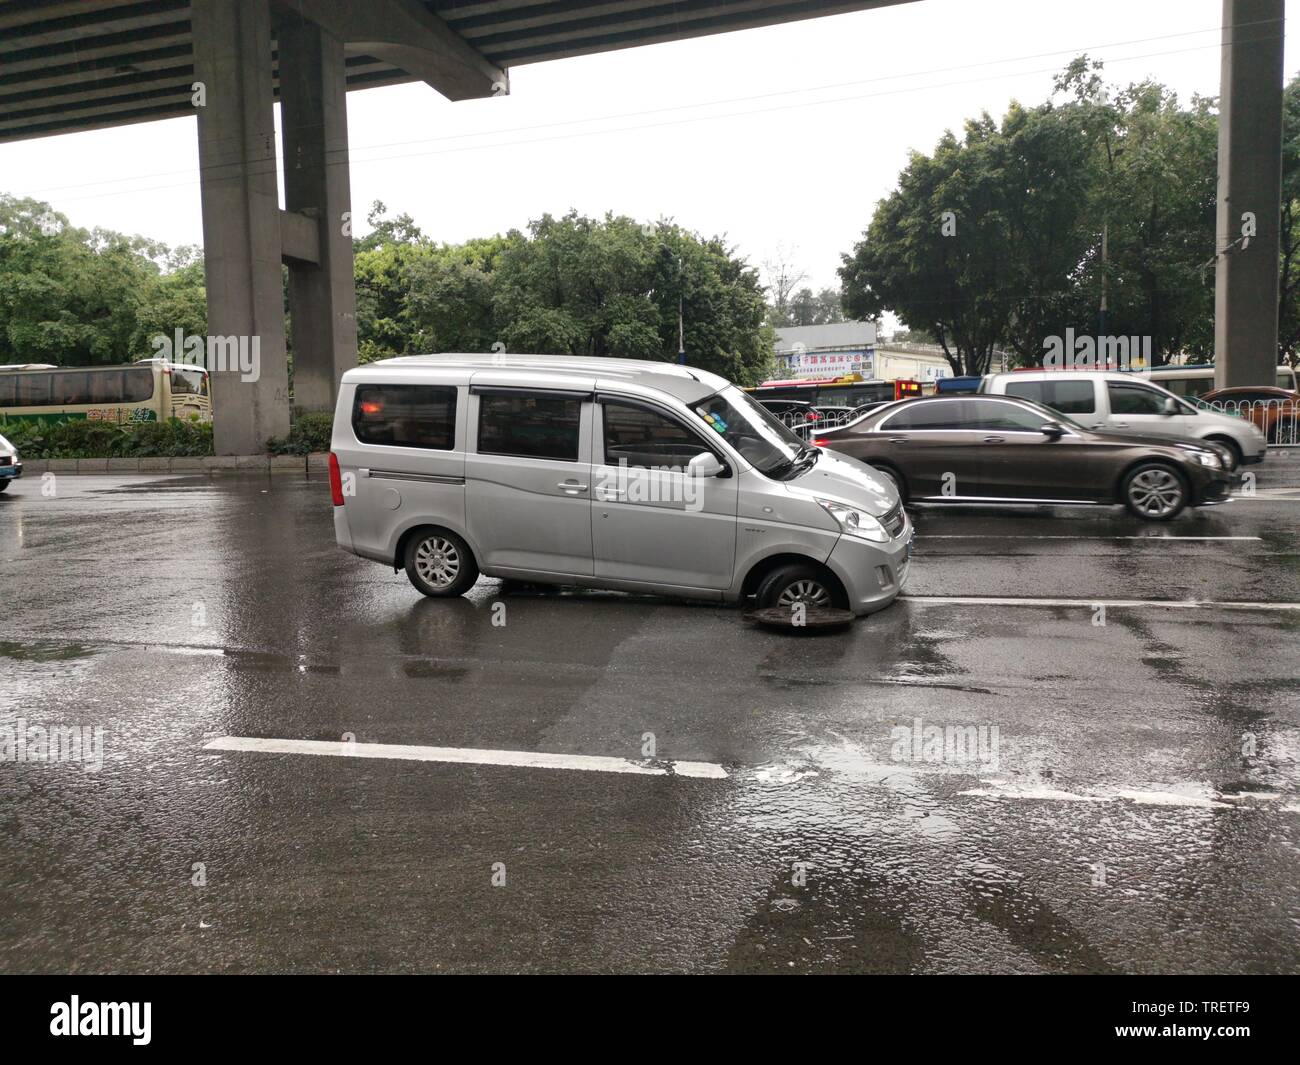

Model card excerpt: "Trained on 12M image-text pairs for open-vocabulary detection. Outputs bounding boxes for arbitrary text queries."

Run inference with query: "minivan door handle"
[557,481,589,494]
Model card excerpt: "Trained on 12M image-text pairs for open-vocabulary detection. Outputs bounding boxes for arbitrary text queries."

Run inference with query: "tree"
[352,205,776,385]
[0,194,205,366]
[762,247,807,327]
[788,286,846,327]
[1278,73,1300,363]
[839,119,1022,376]
[1055,60,1217,366]
[839,59,1221,373]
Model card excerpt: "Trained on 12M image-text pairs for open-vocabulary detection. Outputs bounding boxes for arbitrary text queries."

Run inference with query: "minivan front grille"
[881,500,906,539]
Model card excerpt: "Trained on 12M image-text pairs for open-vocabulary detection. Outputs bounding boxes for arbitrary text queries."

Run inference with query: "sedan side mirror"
[1040,421,1065,438]
[1162,397,1179,414]
[687,451,725,478]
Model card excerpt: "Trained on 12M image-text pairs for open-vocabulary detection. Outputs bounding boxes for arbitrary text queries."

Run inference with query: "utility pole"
[677,254,686,365]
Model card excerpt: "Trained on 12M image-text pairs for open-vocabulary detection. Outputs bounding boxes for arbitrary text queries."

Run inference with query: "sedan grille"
[881,500,906,538]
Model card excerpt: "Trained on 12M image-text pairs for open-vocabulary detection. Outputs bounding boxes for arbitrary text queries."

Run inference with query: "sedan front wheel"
[1122,463,1188,521]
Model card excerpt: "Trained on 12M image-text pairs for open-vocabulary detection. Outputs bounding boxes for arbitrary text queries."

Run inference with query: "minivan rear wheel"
[404,528,479,598]
[1122,463,1188,521]
[755,563,848,612]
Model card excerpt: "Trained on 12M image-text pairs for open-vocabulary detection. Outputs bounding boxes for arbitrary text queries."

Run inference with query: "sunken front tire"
[755,562,849,611]
[1122,463,1189,521]
[403,528,479,598]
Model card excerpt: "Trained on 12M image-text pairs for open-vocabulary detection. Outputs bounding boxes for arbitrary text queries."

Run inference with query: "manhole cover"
[744,606,855,630]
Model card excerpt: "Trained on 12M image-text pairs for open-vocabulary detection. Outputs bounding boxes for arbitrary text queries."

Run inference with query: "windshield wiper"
[767,446,818,480]
[794,445,819,469]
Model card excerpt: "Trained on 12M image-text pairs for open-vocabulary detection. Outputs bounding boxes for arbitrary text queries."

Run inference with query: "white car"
[0,431,22,492]
[980,371,1266,469]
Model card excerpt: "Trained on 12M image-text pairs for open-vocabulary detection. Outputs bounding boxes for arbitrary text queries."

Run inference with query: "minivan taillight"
[328,452,345,506]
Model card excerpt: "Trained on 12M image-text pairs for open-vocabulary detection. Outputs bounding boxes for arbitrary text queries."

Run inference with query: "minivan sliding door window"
[477,392,582,461]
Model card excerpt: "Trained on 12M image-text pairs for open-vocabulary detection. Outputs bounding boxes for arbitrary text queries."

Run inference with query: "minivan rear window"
[1004,379,1096,414]
[477,392,581,461]
[352,384,457,449]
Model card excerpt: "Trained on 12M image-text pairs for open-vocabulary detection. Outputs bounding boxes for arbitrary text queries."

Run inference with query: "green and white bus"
[0,360,211,426]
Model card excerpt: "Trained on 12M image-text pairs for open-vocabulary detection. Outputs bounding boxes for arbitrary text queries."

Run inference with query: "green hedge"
[266,411,333,455]
[2,417,214,458]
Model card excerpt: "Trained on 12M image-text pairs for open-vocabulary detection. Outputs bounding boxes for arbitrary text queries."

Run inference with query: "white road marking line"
[899,595,1300,611]
[961,781,1294,810]
[919,535,1262,541]
[203,735,728,779]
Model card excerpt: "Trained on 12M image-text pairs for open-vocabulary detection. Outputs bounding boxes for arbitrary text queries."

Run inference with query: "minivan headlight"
[816,497,890,543]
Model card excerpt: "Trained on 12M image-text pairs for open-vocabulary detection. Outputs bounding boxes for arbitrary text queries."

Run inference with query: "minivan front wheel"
[1122,463,1188,521]
[1204,436,1241,471]
[404,528,479,598]
[756,563,848,612]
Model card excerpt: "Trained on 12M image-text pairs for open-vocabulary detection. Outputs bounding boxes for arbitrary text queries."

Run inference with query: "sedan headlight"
[1193,451,1222,468]
[816,497,890,542]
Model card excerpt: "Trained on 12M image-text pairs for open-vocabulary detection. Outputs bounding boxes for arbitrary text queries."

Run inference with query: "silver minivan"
[329,355,912,616]
[980,371,1266,469]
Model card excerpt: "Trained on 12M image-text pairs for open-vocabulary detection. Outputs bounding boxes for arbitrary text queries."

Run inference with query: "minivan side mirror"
[687,451,725,478]
[1162,397,1179,414]
[1039,421,1065,438]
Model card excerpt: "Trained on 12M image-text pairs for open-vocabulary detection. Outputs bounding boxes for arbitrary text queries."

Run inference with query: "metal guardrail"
[775,406,875,440]
[1201,398,1299,447]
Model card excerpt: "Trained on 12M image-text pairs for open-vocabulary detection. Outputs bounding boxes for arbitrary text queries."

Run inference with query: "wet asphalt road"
[1,457,1298,974]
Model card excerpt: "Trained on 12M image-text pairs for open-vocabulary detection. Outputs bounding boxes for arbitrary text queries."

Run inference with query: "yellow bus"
[0,360,211,426]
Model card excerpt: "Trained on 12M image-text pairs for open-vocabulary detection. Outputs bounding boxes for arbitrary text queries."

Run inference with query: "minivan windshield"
[693,386,809,477]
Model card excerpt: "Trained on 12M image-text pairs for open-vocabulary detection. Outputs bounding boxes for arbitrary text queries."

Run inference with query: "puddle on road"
[0,640,97,662]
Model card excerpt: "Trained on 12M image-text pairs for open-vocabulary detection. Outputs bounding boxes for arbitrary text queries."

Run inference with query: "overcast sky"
[2,0,1286,295]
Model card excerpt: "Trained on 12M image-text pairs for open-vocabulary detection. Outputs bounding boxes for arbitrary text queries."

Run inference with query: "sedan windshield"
[693,386,808,476]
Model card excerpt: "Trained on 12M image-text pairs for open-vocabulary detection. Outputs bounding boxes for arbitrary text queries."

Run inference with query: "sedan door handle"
[982,436,1005,443]
[888,437,908,445]
[557,481,589,493]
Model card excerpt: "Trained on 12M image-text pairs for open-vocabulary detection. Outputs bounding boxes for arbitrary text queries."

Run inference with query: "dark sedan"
[812,395,1232,521]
